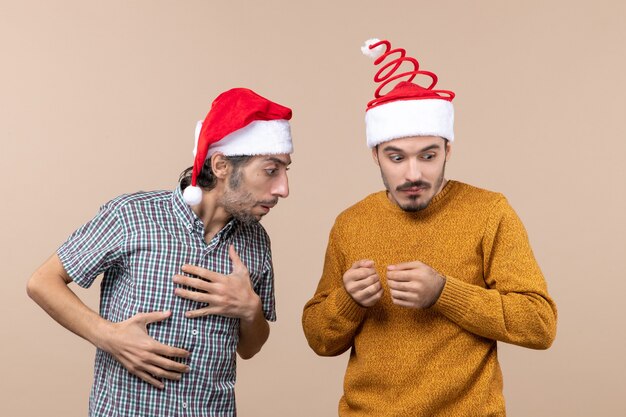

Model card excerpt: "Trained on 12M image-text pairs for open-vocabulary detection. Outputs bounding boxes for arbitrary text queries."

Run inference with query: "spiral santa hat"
[361,38,455,147]
[183,87,293,205]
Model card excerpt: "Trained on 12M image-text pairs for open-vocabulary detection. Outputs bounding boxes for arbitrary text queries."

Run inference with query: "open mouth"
[259,204,275,213]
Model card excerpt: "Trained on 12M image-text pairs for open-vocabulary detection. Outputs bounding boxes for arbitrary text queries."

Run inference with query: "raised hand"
[342,259,383,307]
[386,260,446,309]
[173,245,261,320]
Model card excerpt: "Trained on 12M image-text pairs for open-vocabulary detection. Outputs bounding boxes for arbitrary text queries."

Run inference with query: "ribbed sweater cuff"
[333,288,368,323]
[433,275,481,323]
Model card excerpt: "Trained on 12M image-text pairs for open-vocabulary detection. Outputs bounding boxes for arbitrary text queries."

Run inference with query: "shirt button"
[182,402,188,408]
[191,329,198,336]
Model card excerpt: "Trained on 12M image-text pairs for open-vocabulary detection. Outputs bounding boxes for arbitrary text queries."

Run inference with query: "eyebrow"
[382,144,441,153]
[263,156,292,166]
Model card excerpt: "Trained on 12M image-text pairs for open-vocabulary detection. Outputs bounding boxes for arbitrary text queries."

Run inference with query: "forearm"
[303,226,368,356]
[26,254,111,349]
[237,296,270,359]
[432,197,558,349]
[302,287,367,356]
[433,275,557,349]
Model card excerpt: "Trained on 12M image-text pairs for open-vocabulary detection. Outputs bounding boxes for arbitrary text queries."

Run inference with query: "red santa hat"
[183,87,293,205]
[361,38,455,147]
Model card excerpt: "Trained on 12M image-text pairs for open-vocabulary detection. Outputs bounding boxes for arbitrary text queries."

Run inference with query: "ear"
[210,152,230,179]
[444,141,452,162]
[371,146,380,166]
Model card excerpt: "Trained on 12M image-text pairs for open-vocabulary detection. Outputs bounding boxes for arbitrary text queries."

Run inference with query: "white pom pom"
[183,185,203,205]
[361,38,384,59]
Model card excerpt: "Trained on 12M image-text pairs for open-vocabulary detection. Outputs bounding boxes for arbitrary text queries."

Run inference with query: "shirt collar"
[172,185,198,230]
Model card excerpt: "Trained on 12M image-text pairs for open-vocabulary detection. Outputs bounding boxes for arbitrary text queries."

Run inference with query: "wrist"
[430,274,446,306]
[90,318,115,352]
[241,294,262,323]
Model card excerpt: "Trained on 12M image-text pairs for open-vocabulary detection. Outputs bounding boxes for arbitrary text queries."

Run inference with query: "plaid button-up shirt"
[57,186,276,417]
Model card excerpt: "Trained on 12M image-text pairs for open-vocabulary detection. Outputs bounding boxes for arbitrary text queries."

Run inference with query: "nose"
[272,171,290,198]
[406,159,422,182]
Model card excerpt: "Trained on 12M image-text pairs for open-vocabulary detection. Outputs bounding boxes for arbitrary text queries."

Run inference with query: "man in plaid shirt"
[27,88,293,416]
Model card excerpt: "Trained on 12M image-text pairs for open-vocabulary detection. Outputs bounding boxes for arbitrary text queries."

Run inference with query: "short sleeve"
[256,251,276,322]
[57,201,126,288]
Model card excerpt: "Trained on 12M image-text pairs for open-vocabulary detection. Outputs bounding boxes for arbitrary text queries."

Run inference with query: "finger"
[387,279,412,291]
[391,298,414,308]
[356,280,382,298]
[387,260,425,271]
[351,259,374,269]
[174,288,224,305]
[174,288,211,304]
[386,269,417,282]
[181,264,225,282]
[352,274,381,292]
[148,354,190,373]
[142,363,184,381]
[134,370,165,389]
[173,275,213,292]
[389,288,415,302]
[361,287,384,305]
[137,311,172,325]
[345,273,377,293]
[185,305,222,319]
[151,341,190,359]
[228,245,248,273]
[347,268,378,282]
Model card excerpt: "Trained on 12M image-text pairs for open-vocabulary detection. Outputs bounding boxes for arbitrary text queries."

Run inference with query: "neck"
[437,178,448,195]
[191,186,232,241]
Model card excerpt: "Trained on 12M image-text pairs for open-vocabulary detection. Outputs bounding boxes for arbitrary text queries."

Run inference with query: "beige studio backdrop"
[1,1,625,416]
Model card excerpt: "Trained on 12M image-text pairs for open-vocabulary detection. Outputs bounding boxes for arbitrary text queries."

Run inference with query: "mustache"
[258,198,279,206]
[396,181,430,191]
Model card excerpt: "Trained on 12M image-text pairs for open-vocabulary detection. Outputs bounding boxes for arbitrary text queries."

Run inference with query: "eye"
[265,168,278,176]
[388,154,404,162]
[421,153,436,161]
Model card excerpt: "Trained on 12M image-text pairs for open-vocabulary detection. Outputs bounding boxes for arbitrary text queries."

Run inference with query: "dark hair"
[179,155,253,191]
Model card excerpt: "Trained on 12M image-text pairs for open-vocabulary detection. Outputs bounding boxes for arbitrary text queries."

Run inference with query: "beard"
[219,187,259,225]
[219,169,277,225]
[381,160,446,213]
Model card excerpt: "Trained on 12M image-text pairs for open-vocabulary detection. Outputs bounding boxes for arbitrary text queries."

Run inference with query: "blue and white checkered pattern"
[58,186,276,417]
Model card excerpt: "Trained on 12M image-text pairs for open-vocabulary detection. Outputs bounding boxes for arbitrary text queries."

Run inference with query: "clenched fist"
[342,260,383,307]
[387,260,446,309]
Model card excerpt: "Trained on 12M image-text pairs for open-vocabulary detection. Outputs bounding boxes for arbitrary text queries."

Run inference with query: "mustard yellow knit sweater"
[302,180,557,417]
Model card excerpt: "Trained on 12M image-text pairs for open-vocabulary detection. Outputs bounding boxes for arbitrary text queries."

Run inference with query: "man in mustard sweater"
[302,39,557,416]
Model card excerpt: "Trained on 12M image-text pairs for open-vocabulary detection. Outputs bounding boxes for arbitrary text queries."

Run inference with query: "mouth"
[258,204,276,213]
[396,180,431,196]
[398,186,427,196]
